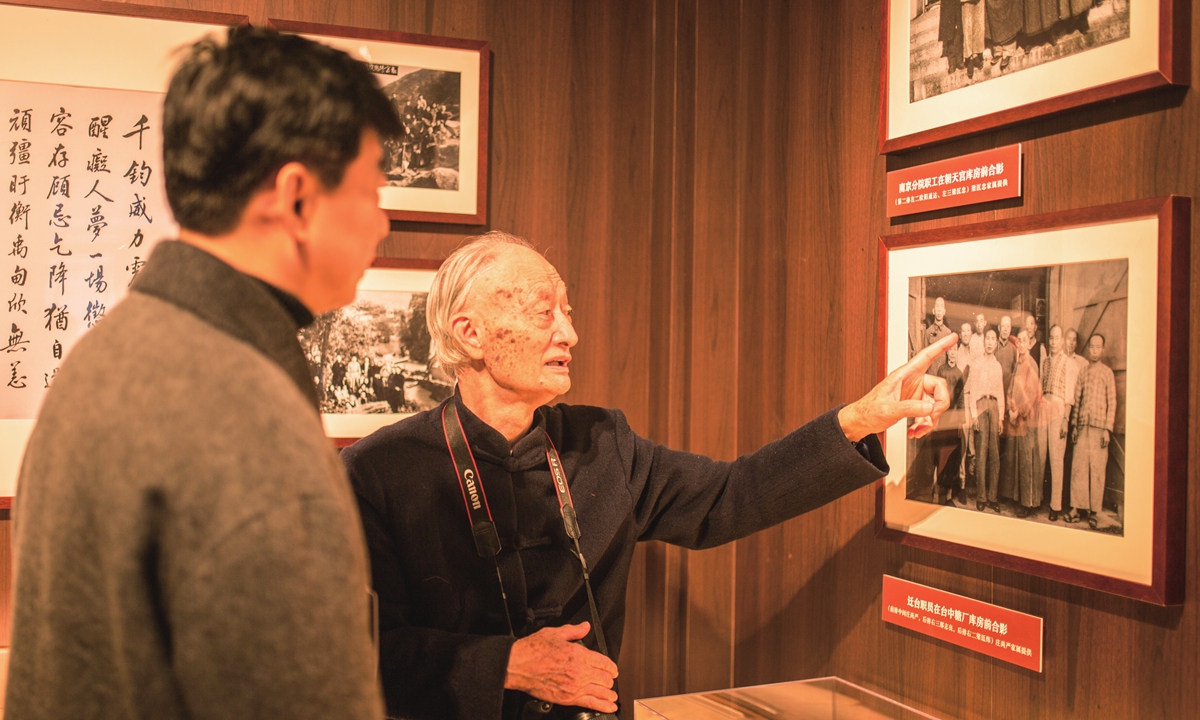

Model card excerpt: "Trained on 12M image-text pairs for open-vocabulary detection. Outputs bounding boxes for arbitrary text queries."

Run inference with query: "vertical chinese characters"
[2,81,177,418]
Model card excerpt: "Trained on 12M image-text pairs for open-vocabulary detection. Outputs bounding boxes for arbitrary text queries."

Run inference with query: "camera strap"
[442,402,515,637]
[543,433,610,658]
[440,401,610,657]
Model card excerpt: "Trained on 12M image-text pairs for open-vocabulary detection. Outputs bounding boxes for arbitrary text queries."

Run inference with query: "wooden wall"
[4,1,1200,718]
[635,1,1200,719]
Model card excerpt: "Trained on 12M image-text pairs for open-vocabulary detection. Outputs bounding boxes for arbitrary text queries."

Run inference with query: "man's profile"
[7,27,401,720]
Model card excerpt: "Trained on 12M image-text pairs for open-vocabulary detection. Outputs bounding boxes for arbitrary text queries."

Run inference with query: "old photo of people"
[298,288,453,417]
[909,0,1131,102]
[369,64,463,191]
[906,259,1127,535]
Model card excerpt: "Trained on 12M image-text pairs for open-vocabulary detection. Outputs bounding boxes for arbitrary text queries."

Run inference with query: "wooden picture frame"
[298,258,448,449]
[876,196,1189,605]
[269,19,490,225]
[880,0,1190,154]
[0,0,247,500]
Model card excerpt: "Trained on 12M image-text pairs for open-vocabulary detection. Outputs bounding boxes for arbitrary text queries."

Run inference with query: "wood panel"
[698,0,1200,719]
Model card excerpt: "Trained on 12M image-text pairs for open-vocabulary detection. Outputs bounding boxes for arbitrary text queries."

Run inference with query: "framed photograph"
[0,0,246,500]
[876,197,1189,605]
[299,258,452,447]
[269,19,489,225]
[880,0,1190,153]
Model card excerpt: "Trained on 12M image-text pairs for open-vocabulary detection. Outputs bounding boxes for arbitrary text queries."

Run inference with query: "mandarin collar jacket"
[343,391,887,720]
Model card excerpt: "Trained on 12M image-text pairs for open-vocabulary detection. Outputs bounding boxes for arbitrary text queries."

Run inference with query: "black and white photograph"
[905,259,1128,536]
[372,65,463,191]
[909,0,1131,102]
[270,18,489,223]
[298,287,453,418]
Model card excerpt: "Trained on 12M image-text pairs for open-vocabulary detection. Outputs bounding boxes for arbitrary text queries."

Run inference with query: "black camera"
[521,700,619,720]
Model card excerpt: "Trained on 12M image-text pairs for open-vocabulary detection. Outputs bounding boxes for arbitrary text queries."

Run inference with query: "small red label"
[886,144,1022,217]
[881,575,1043,672]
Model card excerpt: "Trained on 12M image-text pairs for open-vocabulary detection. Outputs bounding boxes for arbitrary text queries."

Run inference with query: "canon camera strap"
[440,402,610,657]
[442,402,515,636]
[543,433,610,657]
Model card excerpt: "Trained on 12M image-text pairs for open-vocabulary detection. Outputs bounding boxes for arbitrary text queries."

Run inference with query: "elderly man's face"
[999,316,1012,342]
[1016,330,1029,358]
[465,246,578,404]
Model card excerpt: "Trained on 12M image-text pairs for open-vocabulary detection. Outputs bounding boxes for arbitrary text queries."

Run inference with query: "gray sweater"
[6,242,384,720]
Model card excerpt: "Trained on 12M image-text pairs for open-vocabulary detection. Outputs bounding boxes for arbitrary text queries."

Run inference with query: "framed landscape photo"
[299,258,452,447]
[876,197,1189,605]
[880,0,1190,153]
[269,19,489,225]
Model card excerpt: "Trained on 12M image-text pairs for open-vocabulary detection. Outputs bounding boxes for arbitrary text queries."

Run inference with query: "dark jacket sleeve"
[623,405,888,549]
[349,458,516,720]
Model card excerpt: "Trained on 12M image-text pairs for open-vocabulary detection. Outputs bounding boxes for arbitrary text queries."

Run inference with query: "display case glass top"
[634,676,943,720]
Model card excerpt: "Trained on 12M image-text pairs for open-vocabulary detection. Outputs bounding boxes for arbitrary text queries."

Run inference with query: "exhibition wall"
[1,0,1198,718]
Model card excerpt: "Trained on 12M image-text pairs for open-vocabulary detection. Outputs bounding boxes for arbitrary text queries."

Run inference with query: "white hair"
[426,231,534,375]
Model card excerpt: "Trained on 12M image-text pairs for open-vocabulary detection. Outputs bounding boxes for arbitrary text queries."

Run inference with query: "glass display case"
[634,676,944,720]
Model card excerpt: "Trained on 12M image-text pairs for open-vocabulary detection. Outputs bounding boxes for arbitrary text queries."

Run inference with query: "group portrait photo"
[905,259,1128,535]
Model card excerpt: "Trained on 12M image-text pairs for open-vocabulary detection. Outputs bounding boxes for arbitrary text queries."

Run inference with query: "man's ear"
[268,162,322,238]
[451,312,486,362]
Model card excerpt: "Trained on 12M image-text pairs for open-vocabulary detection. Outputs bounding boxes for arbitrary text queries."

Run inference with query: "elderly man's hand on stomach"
[505,622,619,715]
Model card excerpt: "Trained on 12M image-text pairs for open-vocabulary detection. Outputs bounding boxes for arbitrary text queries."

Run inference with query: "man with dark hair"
[7,27,401,720]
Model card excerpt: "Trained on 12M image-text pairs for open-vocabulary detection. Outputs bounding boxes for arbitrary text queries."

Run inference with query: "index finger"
[901,333,958,376]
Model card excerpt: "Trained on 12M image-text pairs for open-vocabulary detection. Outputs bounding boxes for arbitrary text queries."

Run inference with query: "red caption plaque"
[886,144,1023,218]
[881,575,1043,672]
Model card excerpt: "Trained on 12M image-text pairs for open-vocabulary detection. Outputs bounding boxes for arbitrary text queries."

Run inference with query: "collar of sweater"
[129,240,319,410]
[449,387,556,471]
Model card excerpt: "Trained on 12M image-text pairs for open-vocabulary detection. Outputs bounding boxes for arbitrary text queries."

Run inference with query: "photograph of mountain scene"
[374,66,463,191]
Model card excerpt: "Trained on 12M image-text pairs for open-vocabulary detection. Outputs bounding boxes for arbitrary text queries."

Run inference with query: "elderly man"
[1040,326,1078,521]
[1069,334,1117,528]
[343,232,954,720]
[965,328,1005,511]
[8,28,397,720]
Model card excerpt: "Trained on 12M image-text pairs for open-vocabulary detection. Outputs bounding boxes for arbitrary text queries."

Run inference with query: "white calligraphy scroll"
[4,80,176,419]
[0,3,236,497]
